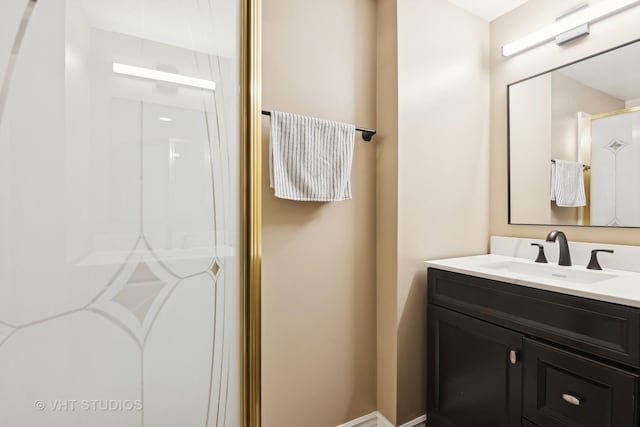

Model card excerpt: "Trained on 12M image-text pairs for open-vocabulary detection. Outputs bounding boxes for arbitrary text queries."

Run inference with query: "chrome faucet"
[545,230,572,266]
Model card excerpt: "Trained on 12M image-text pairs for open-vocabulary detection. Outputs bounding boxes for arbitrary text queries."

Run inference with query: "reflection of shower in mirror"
[509,39,640,227]
[588,108,640,227]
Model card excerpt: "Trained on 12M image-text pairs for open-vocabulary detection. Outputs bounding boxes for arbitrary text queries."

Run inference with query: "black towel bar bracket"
[261,110,377,141]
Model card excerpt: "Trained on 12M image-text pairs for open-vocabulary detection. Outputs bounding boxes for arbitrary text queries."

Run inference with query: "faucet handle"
[531,243,548,264]
[587,249,614,270]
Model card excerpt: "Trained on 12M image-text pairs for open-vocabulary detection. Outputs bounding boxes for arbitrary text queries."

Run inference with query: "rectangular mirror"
[508,39,640,227]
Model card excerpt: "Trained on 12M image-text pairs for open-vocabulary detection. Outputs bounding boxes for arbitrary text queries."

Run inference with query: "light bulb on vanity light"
[502,0,640,57]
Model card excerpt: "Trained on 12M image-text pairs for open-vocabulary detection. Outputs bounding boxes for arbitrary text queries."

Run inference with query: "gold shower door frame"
[241,0,262,425]
[0,0,261,424]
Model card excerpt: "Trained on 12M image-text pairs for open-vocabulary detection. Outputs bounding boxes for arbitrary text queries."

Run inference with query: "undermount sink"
[480,260,618,284]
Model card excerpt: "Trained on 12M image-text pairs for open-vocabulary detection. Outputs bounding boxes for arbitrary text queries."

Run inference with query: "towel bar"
[551,159,591,171]
[261,110,377,141]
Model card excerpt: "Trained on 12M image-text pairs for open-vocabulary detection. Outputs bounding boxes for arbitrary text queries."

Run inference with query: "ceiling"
[80,0,237,57]
[447,0,529,21]
[558,41,640,101]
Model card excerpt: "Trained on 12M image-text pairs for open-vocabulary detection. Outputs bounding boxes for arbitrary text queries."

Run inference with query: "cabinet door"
[523,338,638,427]
[428,305,523,427]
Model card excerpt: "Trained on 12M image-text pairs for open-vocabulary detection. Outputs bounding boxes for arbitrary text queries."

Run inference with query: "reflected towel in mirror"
[550,160,586,207]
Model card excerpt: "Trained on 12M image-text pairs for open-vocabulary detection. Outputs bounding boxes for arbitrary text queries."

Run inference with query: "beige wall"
[375,0,399,423]
[394,0,491,424]
[261,0,378,426]
[491,0,640,244]
[509,74,552,224]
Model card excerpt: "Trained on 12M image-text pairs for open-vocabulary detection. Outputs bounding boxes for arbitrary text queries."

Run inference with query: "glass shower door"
[0,0,242,425]
[590,109,640,227]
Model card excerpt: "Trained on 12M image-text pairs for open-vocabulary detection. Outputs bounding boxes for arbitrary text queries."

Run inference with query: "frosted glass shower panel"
[0,0,241,426]
[591,110,640,227]
[141,102,217,277]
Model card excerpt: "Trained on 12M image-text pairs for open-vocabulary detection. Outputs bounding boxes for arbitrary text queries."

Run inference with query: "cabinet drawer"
[428,268,640,367]
[523,339,638,427]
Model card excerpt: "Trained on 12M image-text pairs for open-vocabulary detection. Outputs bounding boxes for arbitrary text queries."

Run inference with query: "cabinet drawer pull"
[562,393,582,406]
[509,350,519,365]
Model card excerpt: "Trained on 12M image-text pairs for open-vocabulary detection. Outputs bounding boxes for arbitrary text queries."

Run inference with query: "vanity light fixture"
[502,0,640,57]
[113,63,216,91]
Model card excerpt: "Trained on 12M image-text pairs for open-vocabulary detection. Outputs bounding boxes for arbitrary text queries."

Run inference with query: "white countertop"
[425,254,640,308]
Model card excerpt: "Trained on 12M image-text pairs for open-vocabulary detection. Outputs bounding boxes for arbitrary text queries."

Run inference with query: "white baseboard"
[398,414,426,427]
[336,411,378,427]
[337,412,426,427]
[377,412,394,427]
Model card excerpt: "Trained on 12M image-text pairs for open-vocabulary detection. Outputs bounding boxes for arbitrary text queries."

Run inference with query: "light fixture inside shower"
[113,63,216,91]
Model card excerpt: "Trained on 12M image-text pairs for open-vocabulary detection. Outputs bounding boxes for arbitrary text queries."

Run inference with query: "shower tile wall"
[0,0,240,425]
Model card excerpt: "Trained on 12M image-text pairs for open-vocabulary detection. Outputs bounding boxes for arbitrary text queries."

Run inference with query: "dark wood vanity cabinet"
[427,268,640,427]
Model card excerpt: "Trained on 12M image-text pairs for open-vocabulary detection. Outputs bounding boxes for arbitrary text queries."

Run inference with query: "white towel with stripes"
[550,160,586,207]
[269,111,356,201]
